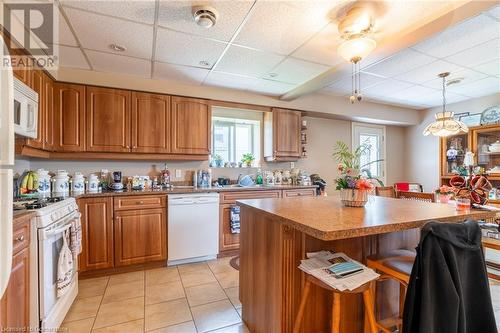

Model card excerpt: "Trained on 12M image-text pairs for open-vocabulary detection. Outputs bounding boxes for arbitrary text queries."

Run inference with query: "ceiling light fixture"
[193,6,218,28]
[109,44,126,52]
[423,72,468,137]
[337,5,377,104]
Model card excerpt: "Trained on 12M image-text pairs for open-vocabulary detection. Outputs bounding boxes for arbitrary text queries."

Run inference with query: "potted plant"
[333,141,383,207]
[213,154,224,168]
[241,153,255,167]
[435,185,454,203]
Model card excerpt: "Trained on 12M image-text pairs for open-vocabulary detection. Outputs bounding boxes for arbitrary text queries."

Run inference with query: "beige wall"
[405,93,500,192]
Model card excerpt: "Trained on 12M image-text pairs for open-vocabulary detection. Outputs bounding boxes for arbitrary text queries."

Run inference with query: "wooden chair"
[375,186,396,198]
[293,274,380,333]
[397,190,435,202]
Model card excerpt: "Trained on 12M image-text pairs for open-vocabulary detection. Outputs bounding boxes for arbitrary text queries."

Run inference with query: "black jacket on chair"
[403,220,497,333]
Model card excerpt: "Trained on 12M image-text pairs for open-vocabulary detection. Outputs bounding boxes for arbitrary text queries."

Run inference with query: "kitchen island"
[237,196,496,333]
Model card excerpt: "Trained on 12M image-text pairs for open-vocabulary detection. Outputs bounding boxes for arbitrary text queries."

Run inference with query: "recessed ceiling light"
[268,73,278,78]
[193,6,218,28]
[199,60,211,67]
[109,44,126,52]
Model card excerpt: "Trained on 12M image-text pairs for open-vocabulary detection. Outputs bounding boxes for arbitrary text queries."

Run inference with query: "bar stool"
[292,273,379,333]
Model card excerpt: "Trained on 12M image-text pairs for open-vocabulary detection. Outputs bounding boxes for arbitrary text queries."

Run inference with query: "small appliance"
[109,171,124,191]
[13,76,38,138]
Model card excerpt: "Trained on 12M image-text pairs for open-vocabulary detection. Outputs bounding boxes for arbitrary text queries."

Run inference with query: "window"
[352,123,386,184]
[212,108,262,165]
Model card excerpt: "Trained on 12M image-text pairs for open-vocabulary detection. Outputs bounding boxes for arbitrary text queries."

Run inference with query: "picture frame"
[459,113,481,127]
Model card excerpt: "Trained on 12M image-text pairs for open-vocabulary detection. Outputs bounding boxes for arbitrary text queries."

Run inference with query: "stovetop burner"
[45,197,65,203]
[24,202,48,210]
[13,196,67,210]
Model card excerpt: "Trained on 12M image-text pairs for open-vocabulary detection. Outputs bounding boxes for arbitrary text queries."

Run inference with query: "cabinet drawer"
[282,188,316,198]
[220,190,281,205]
[114,195,166,211]
[13,218,30,255]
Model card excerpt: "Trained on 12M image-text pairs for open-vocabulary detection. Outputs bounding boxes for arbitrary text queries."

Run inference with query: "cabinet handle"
[15,235,24,242]
[136,201,144,204]
[126,146,130,149]
[132,146,137,149]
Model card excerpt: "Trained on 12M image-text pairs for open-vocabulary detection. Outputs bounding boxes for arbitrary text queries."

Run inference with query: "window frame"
[351,122,387,185]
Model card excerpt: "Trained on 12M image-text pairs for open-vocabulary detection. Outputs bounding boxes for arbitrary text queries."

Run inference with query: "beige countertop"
[72,184,317,198]
[237,195,497,241]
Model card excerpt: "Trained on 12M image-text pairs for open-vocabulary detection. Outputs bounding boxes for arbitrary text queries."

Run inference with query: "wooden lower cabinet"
[78,197,114,272]
[219,204,240,253]
[114,208,167,266]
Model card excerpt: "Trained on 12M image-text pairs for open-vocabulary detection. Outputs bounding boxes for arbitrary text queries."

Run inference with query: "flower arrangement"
[241,153,255,167]
[435,185,454,196]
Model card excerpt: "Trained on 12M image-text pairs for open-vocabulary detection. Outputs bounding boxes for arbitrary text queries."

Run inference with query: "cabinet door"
[43,73,55,151]
[171,96,211,155]
[86,87,131,153]
[54,83,86,152]
[25,70,44,149]
[273,109,301,158]
[114,208,167,266]
[131,92,171,153]
[78,197,114,272]
[219,204,239,253]
[0,247,29,331]
[11,49,31,86]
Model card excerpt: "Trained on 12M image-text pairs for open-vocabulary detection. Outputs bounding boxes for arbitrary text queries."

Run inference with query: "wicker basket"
[340,189,369,207]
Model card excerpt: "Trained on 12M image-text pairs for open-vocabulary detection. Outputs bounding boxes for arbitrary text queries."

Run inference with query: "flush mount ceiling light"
[336,5,377,104]
[423,72,468,137]
[109,43,126,52]
[193,6,218,28]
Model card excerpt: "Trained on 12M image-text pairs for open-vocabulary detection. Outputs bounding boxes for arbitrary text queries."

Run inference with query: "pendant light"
[422,72,468,137]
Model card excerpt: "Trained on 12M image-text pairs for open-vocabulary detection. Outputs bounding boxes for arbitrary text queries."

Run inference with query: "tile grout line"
[177,265,200,333]
[90,276,110,332]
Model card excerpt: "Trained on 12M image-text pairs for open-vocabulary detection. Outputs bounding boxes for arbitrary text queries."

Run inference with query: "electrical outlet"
[290,162,295,169]
[175,169,182,178]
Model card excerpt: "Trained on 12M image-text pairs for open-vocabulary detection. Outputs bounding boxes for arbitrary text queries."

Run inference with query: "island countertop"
[237,195,497,241]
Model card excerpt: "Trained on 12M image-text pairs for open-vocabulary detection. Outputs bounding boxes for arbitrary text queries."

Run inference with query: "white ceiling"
[46,1,500,109]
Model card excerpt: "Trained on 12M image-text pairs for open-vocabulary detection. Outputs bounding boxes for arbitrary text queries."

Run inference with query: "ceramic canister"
[72,172,85,193]
[53,170,70,194]
[35,169,51,194]
[88,174,99,192]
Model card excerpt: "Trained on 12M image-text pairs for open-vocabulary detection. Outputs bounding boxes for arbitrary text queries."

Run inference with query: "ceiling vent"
[193,6,218,28]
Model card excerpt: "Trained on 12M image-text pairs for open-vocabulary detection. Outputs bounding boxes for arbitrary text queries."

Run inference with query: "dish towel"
[57,230,74,298]
[69,213,82,258]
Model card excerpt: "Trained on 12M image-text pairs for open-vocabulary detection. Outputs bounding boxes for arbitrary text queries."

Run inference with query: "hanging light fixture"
[336,5,377,104]
[423,72,468,137]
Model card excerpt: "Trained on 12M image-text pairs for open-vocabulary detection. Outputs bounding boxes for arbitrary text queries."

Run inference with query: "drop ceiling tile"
[234,1,332,55]
[204,71,258,90]
[265,58,329,85]
[86,50,150,77]
[363,79,414,97]
[62,0,155,24]
[446,77,500,97]
[323,73,387,95]
[421,68,488,90]
[215,45,284,77]
[247,79,295,96]
[394,60,462,84]
[64,7,153,59]
[157,1,253,42]
[445,38,500,67]
[57,45,90,70]
[474,59,500,77]
[362,49,436,78]
[487,4,500,20]
[291,23,344,66]
[56,9,78,46]
[155,27,227,68]
[412,14,499,58]
[153,62,209,85]
[395,85,442,105]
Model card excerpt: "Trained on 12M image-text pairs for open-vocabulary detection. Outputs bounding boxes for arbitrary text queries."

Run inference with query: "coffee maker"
[109,171,124,191]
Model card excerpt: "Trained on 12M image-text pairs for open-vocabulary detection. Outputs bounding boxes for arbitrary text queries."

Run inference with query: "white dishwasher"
[168,193,220,266]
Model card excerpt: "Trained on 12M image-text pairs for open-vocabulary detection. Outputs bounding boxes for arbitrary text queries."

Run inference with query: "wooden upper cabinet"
[42,74,55,151]
[10,49,31,86]
[264,108,301,161]
[78,197,114,272]
[54,83,86,152]
[25,70,44,149]
[131,92,171,153]
[86,87,131,153]
[171,96,211,155]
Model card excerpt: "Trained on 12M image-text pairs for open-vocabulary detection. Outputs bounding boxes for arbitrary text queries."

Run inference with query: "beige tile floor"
[61,257,248,333]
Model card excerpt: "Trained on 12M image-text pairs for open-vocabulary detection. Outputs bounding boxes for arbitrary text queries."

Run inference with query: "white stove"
[15,196,80,331]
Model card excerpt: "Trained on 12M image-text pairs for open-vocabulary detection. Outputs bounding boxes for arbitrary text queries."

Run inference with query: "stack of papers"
[298,251,379,291]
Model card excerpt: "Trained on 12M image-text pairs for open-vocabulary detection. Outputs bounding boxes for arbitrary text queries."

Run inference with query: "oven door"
[38,213,79,329]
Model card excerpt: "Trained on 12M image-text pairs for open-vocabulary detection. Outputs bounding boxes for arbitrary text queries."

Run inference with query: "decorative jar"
[340,189,369,207]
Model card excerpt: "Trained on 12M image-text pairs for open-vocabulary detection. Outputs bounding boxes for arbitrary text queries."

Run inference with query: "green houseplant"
[332,141,383,207]
[241,153,255,167]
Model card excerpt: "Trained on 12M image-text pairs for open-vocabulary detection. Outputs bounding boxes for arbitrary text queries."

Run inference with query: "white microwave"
[13,77,38,138]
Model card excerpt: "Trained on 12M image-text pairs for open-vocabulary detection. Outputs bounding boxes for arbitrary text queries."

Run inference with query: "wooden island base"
[238,196,496,333]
